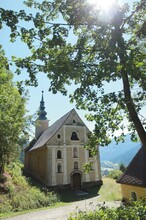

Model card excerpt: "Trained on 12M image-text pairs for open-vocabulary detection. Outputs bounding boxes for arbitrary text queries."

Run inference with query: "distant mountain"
[100,134,141,167]
[100,161,119,169]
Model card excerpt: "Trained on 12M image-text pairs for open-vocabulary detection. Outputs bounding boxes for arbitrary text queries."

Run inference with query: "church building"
[24,92,102,190]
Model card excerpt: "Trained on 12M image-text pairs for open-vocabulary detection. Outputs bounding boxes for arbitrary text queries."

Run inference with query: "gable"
[29,109,90,151]
[117,147,146,187]
[64,109,85,126]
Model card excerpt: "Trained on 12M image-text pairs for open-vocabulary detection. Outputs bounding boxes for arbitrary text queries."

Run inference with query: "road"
[6,196,120,220]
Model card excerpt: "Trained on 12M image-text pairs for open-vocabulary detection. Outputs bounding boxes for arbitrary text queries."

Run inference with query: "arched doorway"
[71,171,82,190]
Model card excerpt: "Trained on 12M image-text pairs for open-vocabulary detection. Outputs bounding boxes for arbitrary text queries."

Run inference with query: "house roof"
[117,147,146,187]
[28,109,86,152]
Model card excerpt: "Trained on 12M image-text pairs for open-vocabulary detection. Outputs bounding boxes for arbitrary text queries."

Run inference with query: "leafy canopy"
[0,49,27,174]
[0,0,146,148]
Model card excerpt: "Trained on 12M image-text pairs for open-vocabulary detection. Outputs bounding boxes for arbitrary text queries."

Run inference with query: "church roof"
[29,109,84,152]
[117,147,146,187]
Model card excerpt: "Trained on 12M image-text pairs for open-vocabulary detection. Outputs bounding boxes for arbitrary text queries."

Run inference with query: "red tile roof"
[117,147,146,187]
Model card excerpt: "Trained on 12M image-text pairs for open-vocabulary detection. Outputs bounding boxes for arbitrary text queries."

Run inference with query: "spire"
[38,91,47,120]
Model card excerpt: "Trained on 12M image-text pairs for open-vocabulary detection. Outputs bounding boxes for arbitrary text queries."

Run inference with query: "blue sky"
[1,0,145,135]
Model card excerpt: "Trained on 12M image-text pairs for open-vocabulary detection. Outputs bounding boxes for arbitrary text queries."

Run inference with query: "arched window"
[73,147,78,158]
[131,192,137,201]
[57,163,62,173]
[71,131,79,140]
[74,161,78,170]
[57,150,62,159]
[73,119,76,124]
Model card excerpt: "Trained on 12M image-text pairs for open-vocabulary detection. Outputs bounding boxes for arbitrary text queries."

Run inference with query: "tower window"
[57,150,62,159]
[74,161,78,170]
[71,131,79,140]
[57,163,62,173]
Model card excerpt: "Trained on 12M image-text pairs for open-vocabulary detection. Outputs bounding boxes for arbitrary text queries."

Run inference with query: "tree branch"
[122,0,146,28]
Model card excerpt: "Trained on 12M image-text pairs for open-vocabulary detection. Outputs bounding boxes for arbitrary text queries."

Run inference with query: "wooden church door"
[72,173,81,190]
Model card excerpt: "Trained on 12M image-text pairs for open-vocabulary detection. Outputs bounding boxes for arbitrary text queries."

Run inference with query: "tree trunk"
[116,27,146,150]
[121,70,146,149]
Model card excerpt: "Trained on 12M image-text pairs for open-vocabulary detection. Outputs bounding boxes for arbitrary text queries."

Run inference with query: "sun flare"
[89,0,116,11]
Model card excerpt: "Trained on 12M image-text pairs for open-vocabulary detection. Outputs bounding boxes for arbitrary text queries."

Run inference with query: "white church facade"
[25,92,102,190]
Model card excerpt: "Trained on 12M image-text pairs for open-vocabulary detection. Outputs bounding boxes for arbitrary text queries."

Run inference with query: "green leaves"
[69,201,146,220]
[1,0,146,147]
[0,51,27,174]
[0,8,18,31]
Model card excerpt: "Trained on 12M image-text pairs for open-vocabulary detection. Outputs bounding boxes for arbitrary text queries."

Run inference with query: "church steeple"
[38,91,47,120]
[35,91,49,139]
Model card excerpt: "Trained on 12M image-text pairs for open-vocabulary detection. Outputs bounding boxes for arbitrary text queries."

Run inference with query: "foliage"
[108,170,123,180]
[0,49,27,174]
[0,195,13,214]
[119,163,126,172]
[0,162,59,215]
[68,201,146,220]
[0,1,146,149]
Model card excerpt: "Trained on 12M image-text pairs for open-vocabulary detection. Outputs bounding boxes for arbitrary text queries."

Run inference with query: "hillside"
[0,162,59,216]
[100,135,141,169]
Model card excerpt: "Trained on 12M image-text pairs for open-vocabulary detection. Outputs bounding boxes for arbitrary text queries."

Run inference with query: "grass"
[97,177,122,201]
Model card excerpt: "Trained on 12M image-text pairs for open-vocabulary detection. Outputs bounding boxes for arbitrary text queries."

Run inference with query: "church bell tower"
[35,91,49,139]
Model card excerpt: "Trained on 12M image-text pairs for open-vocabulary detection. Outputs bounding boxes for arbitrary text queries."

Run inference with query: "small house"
[117,147,146,201]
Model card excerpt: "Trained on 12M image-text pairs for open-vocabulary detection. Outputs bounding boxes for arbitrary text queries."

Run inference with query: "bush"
[68,201,146,220]
[6,161,23,178]
[0,174,7,184]
[108,170,122,180]
[10,187,59,212]
[0,162,60,214]
[0,195,12,213]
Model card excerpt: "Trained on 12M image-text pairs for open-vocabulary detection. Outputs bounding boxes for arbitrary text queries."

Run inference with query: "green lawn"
[97,177,122,201]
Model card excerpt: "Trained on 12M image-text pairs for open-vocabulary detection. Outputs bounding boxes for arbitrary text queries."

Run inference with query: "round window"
[57,134,61,139]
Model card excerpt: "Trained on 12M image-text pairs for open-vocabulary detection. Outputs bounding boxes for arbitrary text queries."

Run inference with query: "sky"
[1,0,145,136]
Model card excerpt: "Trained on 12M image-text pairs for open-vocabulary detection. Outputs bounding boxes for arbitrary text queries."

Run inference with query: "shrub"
[0,173,7,184]
[10,187,59,212]
[0,162,60,214]
[46,191,60,205]
[6,161,23,178]
[0,195,12,214]
[31,188,59,207]
[11,189,40,211]
[68,201,146,220]
[108,170,122,180]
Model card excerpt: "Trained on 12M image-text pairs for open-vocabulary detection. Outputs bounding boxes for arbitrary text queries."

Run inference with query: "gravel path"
[6,196,120,220]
